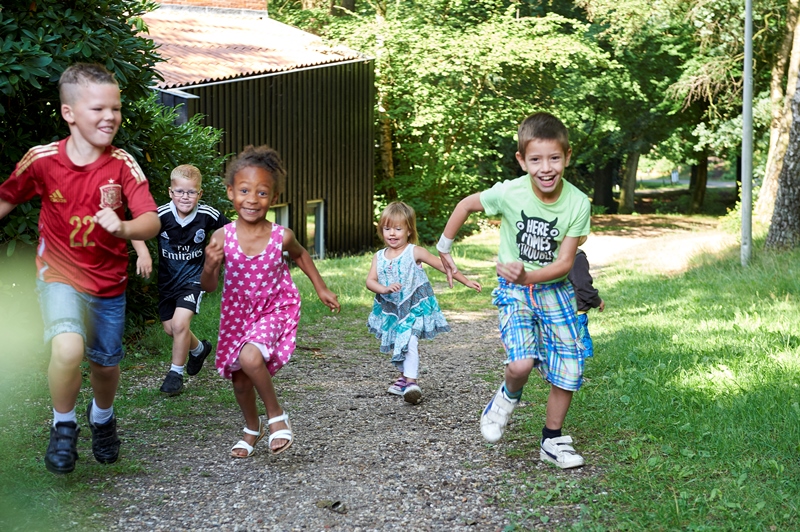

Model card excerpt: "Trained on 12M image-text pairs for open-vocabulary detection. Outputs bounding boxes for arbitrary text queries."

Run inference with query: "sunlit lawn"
[1,225,799,531]
[504,233,800,531]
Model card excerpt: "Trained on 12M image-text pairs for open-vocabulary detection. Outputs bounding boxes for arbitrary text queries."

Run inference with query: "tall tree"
[274,1,628,239]
[766,72,800,247]
[756,0,800,224]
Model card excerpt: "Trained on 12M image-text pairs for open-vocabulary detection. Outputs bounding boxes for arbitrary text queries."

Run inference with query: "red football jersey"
[0,138,157,297]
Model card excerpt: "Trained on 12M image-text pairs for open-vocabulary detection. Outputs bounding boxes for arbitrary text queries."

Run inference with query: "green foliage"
[274,2,637,241]
[122,96,228,324]
[0,0,228,321]
[497,229,800,530]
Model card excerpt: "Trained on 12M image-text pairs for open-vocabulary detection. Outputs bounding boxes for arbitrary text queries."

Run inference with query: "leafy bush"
[0,0,228,322]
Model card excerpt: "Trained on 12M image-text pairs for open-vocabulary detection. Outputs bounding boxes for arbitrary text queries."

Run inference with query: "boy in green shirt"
[438,112,591,468]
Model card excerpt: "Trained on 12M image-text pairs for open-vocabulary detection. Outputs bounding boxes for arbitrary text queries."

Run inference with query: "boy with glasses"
[133,164,228,395]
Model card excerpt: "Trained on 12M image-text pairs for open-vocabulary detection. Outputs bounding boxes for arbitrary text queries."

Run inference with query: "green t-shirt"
[480,175,591,281]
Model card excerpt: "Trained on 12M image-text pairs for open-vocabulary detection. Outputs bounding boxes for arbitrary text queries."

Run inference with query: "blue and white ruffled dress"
[367,244,450,366]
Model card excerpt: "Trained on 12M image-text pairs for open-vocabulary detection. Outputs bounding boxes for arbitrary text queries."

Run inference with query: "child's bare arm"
[496,236,580,285]
[283,228,340,313]
[414,246,481,292]
[0,198,16,220]
[95,209,160,241]
[366,254,401,294]
[438,193,484,288]
[200,229,225,292]
[131,240,153,278]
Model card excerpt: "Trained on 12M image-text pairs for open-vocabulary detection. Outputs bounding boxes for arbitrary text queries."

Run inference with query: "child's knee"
[505,359,534,380]
[50,332,85,367]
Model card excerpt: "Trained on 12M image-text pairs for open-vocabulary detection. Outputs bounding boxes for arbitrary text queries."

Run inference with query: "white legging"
[401,336,419,379]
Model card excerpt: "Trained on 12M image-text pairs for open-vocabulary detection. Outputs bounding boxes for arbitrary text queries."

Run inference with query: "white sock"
[170,364,185,375]
[189,342,204,356]
[53,407,77,427]
[91,399,114,425]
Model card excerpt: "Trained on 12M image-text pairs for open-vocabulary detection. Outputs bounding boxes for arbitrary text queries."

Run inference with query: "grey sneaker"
[540,435,585,469]
[159,370,184,396]
[480,385,518,443]
[402,383,422,404]
[186,340,213,376]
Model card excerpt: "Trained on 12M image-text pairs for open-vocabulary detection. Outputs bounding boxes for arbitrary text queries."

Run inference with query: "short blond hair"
[59,63,118,106]
[378,202,418,245]
[170,164,202,187]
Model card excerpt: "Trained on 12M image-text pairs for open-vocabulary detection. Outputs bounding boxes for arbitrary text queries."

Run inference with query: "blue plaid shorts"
[492,277,587,391]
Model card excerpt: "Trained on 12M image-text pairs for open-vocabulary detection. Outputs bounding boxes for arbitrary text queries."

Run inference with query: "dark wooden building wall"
[182,59,375,256]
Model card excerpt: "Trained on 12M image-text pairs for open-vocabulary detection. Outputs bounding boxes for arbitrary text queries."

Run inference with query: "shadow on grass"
[506,238,800,530]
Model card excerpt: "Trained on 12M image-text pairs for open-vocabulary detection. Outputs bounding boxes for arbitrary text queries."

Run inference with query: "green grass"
[503,235,800,531]
[0,237,496,531]
[2,226,799,531]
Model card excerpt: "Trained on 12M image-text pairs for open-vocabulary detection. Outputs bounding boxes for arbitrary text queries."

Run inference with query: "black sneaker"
[45,421,79,474]
[159,370,184,396]
[86,400,121,464]
[186,340,213,376]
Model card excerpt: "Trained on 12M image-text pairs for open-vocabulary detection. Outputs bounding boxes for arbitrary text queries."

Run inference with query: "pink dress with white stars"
[215,221,301,379]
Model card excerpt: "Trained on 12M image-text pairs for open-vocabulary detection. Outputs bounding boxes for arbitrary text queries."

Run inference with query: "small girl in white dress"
[366,202,481,404]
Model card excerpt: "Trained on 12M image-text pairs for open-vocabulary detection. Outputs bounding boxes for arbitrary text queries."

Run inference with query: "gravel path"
[102,311,548,531]
[96,215,731,531]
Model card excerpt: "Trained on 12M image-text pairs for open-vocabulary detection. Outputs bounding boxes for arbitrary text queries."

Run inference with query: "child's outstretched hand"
[384,282,402,294]
[439,252,458,289]
[496,261,528,285]
[318,288,341,313]
[463,279,482,292]
[95,207,123,236]
[204,237,224,271]
[136,254,153,278]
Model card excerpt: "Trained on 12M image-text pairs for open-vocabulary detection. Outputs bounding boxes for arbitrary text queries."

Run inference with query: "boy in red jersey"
[0,63,159,474]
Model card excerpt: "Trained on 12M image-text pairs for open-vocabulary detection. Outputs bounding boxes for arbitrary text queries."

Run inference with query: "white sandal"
[267,412,293,455]
[230,419,265,458]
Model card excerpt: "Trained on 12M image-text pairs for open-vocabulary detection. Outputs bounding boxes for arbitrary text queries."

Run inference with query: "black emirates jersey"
[156,202,229,300]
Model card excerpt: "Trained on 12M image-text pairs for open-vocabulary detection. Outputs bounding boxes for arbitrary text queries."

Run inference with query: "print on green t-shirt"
[515,213,560,264]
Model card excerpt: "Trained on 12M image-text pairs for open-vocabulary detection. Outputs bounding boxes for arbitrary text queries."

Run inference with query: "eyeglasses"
[170,189,200,198]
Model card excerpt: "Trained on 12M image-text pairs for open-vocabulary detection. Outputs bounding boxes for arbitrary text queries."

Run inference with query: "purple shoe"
[387,376,407,396]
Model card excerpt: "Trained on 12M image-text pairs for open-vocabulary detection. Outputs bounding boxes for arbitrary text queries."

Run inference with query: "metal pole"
[741,0,753,266]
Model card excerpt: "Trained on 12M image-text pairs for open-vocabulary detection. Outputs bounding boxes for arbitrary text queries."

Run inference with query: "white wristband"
[436,234,454,254]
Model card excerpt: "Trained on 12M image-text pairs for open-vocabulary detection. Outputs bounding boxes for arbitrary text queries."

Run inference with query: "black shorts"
[158,286,205,322]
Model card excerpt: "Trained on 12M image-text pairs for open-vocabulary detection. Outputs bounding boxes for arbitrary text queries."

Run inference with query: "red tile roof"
[141,7,364,89]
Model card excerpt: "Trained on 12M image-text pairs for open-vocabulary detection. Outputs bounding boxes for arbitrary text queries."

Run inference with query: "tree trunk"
[736,155,742,203]
[592,159,619,214]
[756,0,800,223]
[689,149,708,213]
[374,9,395,200]
[766,72,800,249]
[379,111,396,200]
[618,151,640,214]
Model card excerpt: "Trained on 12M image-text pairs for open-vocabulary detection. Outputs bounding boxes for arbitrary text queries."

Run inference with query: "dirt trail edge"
[99,216,732,531]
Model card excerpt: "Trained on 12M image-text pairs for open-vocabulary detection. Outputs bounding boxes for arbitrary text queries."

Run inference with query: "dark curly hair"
[224,145,287,194]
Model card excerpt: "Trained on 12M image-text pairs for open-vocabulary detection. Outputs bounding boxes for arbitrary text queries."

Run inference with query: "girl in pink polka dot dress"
[201,145,340,459]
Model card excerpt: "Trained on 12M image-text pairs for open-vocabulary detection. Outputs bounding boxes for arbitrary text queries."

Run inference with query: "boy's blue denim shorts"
[492,278,587,391]
[36,280,126,367]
